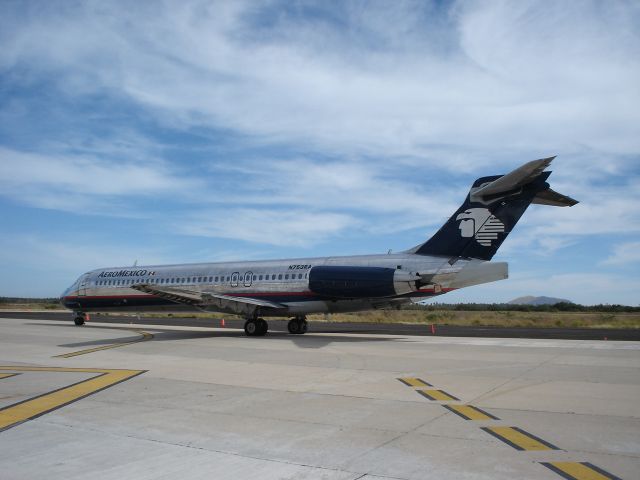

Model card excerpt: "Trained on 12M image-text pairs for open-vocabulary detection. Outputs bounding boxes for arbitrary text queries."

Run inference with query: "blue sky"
[0,0,639,305]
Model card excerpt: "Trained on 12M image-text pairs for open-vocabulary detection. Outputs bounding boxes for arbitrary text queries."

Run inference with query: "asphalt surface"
[2,310,638,340]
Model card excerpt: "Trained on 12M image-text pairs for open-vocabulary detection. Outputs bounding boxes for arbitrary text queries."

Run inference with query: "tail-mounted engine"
[308,266,420,299]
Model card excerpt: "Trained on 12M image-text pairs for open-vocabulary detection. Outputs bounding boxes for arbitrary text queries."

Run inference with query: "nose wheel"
[244,318,268,336]
[287,317,308,334]
[73,313,88,326]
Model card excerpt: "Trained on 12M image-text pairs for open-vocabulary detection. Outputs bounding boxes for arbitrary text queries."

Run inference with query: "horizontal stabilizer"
[532,187,579,207]
[430,262,508,289]
[472,156,555,198]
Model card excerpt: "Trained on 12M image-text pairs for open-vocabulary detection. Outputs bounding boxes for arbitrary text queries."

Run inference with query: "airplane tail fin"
[408,156,578,261]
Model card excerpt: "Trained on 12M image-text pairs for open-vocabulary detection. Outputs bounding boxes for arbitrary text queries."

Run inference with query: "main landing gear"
[287,316,308,334]
[73,312,88,326]
[244,318,268,337]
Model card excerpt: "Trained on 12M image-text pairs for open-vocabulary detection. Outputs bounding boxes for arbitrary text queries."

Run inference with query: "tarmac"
[0,314,638,479]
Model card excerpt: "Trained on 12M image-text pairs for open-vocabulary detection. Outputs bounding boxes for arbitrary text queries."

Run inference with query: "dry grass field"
[3,303,637,329]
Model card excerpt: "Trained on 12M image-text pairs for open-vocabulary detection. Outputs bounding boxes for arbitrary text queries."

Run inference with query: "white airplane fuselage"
[61,253,497,316]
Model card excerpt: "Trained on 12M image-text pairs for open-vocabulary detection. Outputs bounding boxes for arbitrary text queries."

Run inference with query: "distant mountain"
[507,295,572,305]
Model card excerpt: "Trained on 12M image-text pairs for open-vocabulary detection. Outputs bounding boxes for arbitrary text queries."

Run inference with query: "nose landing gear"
[73,312,88,326]
[287,316,308,334]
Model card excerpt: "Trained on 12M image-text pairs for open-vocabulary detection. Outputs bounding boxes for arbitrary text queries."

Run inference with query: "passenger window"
[253,275,257,281]
[285,274,289,280]
[272,274,276,280]
[298,273,302,279]
[214,276,218,282]
[278,274,282,280]
[259,275,263,281]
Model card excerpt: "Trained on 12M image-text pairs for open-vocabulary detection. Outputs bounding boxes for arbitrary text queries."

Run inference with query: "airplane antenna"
[387,249,392,254]
[133,259,138,267]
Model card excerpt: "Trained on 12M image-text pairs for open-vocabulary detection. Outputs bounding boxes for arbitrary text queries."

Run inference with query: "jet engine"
[308,266,420,298]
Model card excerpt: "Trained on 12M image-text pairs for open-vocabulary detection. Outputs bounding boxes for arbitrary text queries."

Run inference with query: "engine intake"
[308,266,419,298]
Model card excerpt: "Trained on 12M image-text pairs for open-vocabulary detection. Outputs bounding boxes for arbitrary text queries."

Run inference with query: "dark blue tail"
[409,157,578,261]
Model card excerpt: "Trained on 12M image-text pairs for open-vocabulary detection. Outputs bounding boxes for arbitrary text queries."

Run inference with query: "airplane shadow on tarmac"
[27,322,407,350]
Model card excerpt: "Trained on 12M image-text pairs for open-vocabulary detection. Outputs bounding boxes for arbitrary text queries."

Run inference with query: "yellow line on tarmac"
[0,373,19,380]
[0,366,145,432]
[416,389,460,401]
[54,329,153,358]
[482,426,559,451]
[443,404,499,421]
[398,377,432,387]
[540,462,622,480]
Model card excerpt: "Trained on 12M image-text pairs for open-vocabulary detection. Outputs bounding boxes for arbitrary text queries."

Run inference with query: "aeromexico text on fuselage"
[98,269,155,278]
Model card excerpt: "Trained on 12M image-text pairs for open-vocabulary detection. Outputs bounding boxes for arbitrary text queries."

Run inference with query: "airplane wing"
[130,284,285,315]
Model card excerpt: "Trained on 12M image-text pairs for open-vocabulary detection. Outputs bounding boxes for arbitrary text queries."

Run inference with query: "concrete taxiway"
[0,316,638,479]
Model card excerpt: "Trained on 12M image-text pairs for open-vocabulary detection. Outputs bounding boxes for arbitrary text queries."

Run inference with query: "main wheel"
[244,319,259,336]
[299,319,308,334]
[74,316,85,326]
[287,319,300,334]
[257,318,268,336]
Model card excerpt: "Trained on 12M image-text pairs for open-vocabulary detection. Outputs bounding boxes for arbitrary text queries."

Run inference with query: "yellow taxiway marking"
[443,404,499,421]
[54,329,153,358]
[482,426,559,451]
[0,366,145,432]
[416,389,459,401]
[0,373,20,380]
[397,377,432,387]
[540,462,622,480]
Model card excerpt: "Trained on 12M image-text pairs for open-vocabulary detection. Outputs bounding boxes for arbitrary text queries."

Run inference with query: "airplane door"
[244,271,253,287]
[231,272,239,287]
[78,274,90,296]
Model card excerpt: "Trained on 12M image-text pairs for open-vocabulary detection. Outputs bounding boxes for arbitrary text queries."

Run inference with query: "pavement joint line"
[53,329,153,357]
[39,417,407,480]
[540,462,623,480]
[0,365,146,432]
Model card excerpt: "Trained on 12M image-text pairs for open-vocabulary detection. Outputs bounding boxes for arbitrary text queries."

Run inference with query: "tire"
[287,319,300,334]
[74,317,85,326]
[299,320,308,334]
[256,318,268,336]
[244,319,258,336]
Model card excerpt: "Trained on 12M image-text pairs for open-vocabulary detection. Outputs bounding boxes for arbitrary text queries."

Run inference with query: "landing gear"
[244,318,268,336]
[73,313,87,326]
[287,317,308,334]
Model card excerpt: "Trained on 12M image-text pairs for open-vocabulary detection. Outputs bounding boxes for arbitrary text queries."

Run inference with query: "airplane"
[60,157,578,336]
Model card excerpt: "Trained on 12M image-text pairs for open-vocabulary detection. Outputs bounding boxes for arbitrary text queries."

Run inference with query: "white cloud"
[601,241,640,266]
[1,1,638,163]
[0,147,202,215]
[178,208,355,247]
[0,0,637,262]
